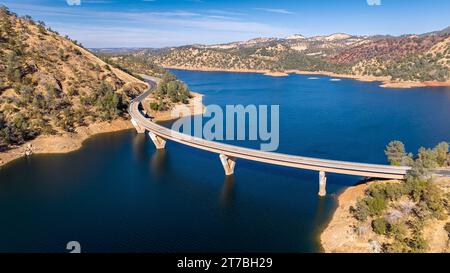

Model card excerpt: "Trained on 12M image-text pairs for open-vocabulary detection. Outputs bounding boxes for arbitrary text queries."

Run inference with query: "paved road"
[435,169,450,178]
[128,76,412,180]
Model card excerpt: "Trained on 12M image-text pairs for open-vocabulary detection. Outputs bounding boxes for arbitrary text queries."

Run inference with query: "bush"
[384,183,405,201]
[58,48,67,61]
[417,147,439,169]
[372,218,389,235]
[421,183,446,220]
[383,241,408,253]
[405,235,428,253]
[434,142,449,166]
[388,222,407,240]
[351,199,370,222]
[149,102,159,111]
[368,183,405,202]
[366,195,387,216]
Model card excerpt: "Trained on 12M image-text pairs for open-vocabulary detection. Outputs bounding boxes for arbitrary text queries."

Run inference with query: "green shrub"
[384,183,405,201]
[372,218,389,235]
[388,222,407,241]
[149,102,159,111]
[351,199,370,222]
[405,235,428,253]
[417,147,439,169]
[421,183,447,220]
[366,195,387,216]
[383,241,408,253]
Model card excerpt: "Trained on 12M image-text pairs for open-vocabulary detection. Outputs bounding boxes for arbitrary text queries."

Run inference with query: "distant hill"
[90,48,146,54]
[130,30,449,83]
[0,6,148,151]
[422,26,450,36]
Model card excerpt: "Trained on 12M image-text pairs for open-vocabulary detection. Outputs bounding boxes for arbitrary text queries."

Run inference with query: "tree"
[434,142,449,167]
[350,200,369,222]
[385,141,406,166]
[94,83,121,120]
[417,147,439,169]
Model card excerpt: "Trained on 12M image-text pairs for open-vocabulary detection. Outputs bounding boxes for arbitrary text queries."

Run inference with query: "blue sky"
[1,0,449,48]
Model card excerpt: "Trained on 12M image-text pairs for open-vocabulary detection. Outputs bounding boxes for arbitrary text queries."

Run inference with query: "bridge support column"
[318,171,327,197]
[131,118,145,134]
[220,154,236,176]
[149,132,166,150]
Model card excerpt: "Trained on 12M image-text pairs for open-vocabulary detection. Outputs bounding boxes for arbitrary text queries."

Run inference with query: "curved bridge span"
[129,77,410,196]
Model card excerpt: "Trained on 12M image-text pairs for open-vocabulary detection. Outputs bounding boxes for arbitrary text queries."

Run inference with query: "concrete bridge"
[128,77,411,196]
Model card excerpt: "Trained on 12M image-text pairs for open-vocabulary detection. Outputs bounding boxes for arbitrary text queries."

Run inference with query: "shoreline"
[0,119,134,169]
[164,66,450,89]
[0,92,205,169]
[321,178,450,253]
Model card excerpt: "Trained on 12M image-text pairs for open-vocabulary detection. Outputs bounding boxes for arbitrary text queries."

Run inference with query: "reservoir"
[1,71,449,252]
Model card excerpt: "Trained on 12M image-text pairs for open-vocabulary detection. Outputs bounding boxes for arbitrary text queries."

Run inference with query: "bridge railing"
[128,78,412,195]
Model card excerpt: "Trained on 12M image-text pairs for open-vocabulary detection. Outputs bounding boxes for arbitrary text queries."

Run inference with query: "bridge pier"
[149,132,166,150]
[220,154,236,176]
[318,171,327,197]
[131,118,145,134]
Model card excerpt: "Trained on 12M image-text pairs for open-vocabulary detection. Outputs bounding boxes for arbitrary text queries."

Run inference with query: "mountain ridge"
[121,26,449,87]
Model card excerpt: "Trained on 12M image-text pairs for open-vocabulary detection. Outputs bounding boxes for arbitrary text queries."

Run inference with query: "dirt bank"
[0,92,204,168]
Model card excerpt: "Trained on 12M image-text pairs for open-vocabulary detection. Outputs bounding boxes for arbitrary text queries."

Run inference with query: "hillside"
[135,29,450,85]
[322,142,450,253]
[0,6,147,153]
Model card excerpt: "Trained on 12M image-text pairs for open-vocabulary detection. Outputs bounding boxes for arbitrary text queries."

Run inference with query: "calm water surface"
[1,71,449,252]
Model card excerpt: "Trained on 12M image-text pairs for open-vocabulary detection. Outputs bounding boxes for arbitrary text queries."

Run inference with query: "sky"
[1,0,449,48]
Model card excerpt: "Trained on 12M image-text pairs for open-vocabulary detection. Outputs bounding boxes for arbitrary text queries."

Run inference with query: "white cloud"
[66,0,81,6]
[253,8,294,15]
[367,0,382,6]
[4,2,296,47]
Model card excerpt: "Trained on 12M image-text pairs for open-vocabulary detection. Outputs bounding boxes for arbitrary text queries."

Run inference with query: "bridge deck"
[128,79,410,180]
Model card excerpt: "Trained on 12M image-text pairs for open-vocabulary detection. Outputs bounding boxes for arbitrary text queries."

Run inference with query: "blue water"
[0,70,449,253]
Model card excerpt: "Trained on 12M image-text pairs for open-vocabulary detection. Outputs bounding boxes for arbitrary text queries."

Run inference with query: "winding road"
[128,76,412,196]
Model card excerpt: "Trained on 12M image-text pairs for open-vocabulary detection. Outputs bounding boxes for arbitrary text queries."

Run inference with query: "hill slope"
[137,29,450,85]
[0,6,147,152]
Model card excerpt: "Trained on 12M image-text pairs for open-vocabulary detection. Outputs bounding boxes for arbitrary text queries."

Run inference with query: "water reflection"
[220,175,235,208]
[132,132,148,161]
[151,149,168,176]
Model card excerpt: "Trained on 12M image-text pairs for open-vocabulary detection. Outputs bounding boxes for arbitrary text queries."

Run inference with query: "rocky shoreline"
[0,93,204,169]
